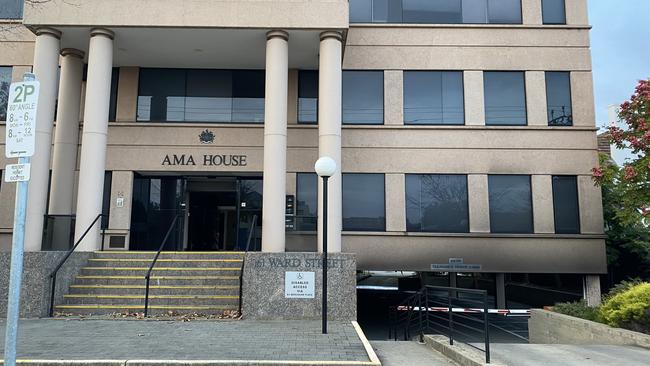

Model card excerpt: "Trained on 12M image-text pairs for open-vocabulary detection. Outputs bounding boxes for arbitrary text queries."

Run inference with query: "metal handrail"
[48,213,106,317]
[389,284,491,364]
[238,214,258,315]
[143,213,182,317]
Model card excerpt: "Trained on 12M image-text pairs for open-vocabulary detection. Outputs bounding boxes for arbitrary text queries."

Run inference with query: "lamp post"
[315,156,336,335]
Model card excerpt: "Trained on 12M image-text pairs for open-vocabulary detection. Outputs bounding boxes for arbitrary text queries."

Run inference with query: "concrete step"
[86,258,243,268]
[74,275,240,286]
[80,267,241,277]
[68,284,240,296]
[92,251,245,260]
[53,304,237,315]
[63,294,239,306]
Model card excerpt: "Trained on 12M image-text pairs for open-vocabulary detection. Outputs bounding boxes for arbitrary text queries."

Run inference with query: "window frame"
[545,71,573,127]
[488,174,534,234]
[551,175,581,234]
[342,173,387,232]
[405,173,470,233]
[403,70,466,126]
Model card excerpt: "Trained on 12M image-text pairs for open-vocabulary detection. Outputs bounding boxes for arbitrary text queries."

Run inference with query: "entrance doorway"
[129,174,262,251]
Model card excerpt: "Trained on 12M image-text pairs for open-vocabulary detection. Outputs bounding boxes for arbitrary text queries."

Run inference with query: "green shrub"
[552,300,600,322]
[598,282,650,333]
[606,278,644,298]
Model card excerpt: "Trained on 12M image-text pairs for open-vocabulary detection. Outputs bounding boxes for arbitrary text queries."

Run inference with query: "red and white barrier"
[396,306,531,316]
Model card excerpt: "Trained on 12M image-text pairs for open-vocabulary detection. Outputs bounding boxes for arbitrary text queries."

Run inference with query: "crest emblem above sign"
[199,129,215,144]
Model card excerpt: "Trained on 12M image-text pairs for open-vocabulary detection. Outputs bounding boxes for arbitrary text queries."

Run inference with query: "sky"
[589,1,650,130]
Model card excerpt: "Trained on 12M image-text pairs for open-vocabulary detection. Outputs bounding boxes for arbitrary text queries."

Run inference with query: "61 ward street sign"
[5,80,39,158]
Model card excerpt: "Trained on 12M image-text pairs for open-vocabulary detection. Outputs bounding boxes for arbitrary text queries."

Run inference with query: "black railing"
[143,213,183,317]
[390,285,491,364]
[238,214,258,315]
[48,214,106,317]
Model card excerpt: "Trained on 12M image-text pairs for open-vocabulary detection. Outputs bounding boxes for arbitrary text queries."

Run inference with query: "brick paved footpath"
[0,319,373,363]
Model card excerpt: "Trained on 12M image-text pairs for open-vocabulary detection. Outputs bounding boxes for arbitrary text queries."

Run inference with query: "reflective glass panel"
[403,0,462,24]
[406,174,469,232]
[404,71,464,125]
[487,0,522,24]
[484,71,527,125]
[296,173,318,231]
[542,0,566,24]
[552,176,580,234]
[232,71,265,123]
[350,0,373,22]
[343,71,384,124]
[546,72,572,126]
[137,68,186,122]
[462,0,488,23]
[186,70,232,122]
[0,67,11,121]
[488,175,533,233]
[0,0,23,19]
[343,174,386,231]
[298,70,318,124]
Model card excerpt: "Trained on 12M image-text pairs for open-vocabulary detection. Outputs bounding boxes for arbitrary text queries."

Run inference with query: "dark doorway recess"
[188,191,237,251]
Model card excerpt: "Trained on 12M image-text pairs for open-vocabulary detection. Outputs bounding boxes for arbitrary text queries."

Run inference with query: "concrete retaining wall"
[0,251,92,318]
[529,309,650,349]
[242,252,356,320]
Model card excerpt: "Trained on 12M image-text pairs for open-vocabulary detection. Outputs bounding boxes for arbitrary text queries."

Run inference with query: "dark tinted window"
[0,0,23,19]
[552,176,580,234]
[404,71,464,125]
[487,0,522,24]
[108,68,119,122]
[403,0,461,24]
[102,171,112,229]
[546,72,572,126]
[406,174,469,232]
[488,175,533,233]
[542,0,566,24]
[298,70,318,124]
[343,71,384,124]
[484,72,527,126]
[296,173,318,231]
[137,69,264,123]
[0,67,11,121]
[343,174,385,231]
[349,0,522,24]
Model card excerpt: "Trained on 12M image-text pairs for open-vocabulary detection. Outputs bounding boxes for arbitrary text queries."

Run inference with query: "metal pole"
[322,176,329,334]
[4,156,30,366]
[448,289,454,346]
[484,292,491,364]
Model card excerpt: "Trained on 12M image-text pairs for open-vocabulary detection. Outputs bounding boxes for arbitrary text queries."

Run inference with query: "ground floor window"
[342,173,386,231]
[406,174,469,233]
[488,175,533,234]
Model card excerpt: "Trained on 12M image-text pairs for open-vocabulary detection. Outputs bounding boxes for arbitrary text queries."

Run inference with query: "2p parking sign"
[5,80,39,159]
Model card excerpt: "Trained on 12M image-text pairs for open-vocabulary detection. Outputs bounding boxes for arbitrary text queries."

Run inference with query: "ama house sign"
[161,129,248,167]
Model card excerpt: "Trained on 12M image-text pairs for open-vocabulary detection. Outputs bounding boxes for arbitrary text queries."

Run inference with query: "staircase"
[54,251,244,316]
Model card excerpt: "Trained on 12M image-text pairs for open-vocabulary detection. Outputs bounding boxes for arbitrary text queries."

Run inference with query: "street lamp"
[315,156,336,335]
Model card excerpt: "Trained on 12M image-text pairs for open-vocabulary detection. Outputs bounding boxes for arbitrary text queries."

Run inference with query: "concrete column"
[571,72,596,127]
[116,67,139,122]
[521,0,543,25]
[24,27,61,252]
[578,175,604,234]
[384,70,403,125]
[464,71,485,126]
[261,30,289,253]
[526,71,548,126]
[49,49,84,215]
[317,31,343,253]
[74,28,114,251]
[385,174,406,232]
[468,174,490,233]
[566,0,589,26]
[583,275,601,307]
[531,175,555,233]
[495,273,506,309]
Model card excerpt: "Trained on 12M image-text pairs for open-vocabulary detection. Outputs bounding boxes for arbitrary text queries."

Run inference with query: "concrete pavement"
[489,343,650,366]
[371,341,457,366]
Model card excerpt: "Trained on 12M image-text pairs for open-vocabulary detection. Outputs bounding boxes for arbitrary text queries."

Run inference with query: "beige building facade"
[0,0,605,304]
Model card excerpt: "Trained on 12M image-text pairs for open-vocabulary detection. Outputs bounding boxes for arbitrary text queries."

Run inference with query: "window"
[546,72,572,126]
[343,71,384,124]
[137,69,265,123]
[343,174,385,231]
[484,72,527,126]
[298,70,318,124]
[0,0,23,19]
[552,176,580,234]
[406,174,469,232]
[349,0,522,24]
[488,175,533,233]
[404,71,464,125]
[108,68,119,122]
[102,172,112,229]
[0,67,11,121]
[296,173,318,231]
[542,0,566,25]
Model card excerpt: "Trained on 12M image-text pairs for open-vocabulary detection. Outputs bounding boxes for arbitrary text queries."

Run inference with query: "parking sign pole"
[4,73,38,366]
